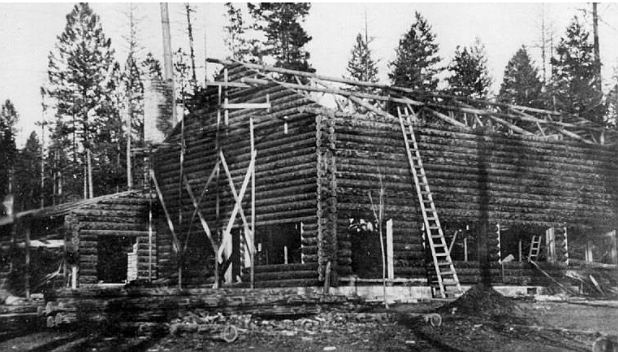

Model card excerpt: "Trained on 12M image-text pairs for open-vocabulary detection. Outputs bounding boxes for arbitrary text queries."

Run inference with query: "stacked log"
[316,113,338,281]
[44,286,357,332]
[333,113,618,229]
[328,109,617,283]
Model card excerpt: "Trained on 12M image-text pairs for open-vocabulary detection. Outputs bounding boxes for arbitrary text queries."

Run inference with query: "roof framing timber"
[206,58,617,145]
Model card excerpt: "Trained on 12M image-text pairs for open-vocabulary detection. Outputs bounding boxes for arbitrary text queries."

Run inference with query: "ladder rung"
[442,282,460,286]
[435,253,449,257]
[437,261,452,266]
[440,271,455,276]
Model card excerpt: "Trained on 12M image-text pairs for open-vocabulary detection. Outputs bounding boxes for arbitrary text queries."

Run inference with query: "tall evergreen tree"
[248,3,314,74]
[223,3,249,61]
[45,3,118,201]
[549,16,605,123]
[606,66,618,128]
[498,46,544,108]
[0,99,18,204]
[14,132,42,212]
[388,12,442,91]
[346,32,379,90]
[447,38,492,99]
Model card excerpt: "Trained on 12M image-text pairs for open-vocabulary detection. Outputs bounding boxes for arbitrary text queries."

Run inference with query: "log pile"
[42,286,361,340]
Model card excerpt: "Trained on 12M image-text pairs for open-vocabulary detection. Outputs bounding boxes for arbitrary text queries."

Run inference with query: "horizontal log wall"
[66,192,157,286]
[330,110,618,282]
[154,65,322,285]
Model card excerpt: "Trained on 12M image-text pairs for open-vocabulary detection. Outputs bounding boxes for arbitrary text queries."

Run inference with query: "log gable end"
[153,64,326,285]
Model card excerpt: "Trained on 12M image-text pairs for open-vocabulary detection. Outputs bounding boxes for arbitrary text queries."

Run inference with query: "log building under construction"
[2,59,618,299]
[150,59,618,296]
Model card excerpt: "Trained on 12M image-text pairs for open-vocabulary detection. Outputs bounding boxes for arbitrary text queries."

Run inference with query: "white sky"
[1,2,617,148]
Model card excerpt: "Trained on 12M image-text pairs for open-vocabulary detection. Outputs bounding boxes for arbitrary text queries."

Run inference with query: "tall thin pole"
[24,225,31,300]
[87,148,93,199]
[203,4,208,85]
[540,4,547,83]
[185,3,197,87]
[160,2,176,123]
[592,2,601,90]
[39,90,46,209]
[250,117,255,289]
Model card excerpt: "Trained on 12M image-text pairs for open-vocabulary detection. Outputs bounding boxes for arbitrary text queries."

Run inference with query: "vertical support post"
[24,224,31,300]
[126,96,133,190]
[611,230,617,265]
[224,69,229,126]
[563,227,570,266]
[464,237,468,262]
[386,219,394,280]
[250,117,255,289]
[585,241,594,262]
[546,228,556,263]
[148,147,154,281]
[518,239,522,262]
[87,148,93,199]
[496,224,501,263]
[71,266,77,289]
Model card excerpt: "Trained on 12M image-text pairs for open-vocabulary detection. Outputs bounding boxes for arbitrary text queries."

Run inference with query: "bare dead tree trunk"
[185,3,197,88]
[592,2,602,90]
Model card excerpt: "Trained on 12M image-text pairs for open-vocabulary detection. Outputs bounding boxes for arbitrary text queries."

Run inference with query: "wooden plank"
[217,150,256,263]
[204,81,250,88]
[386,219,394,280]
[183,173,219,288]
[150,169,180,253]
[220,103,271,110]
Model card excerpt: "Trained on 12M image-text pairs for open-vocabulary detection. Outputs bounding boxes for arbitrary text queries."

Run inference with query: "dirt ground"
[2,287,618,352]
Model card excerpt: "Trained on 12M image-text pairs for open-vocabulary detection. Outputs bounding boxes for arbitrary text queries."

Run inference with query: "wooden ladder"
[528,235,542,260]
[397,108,461,298]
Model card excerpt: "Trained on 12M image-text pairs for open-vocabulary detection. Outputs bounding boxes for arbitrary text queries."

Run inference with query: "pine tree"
[447,38,492,99]
[45,3,118,200]
[223,3,249,61]
[498,46,544,108]
[121,5,146,189]
[549,16,605,124]
[14,132,42,212]
[248,3,314,74]
[346,32,379,90]
[0,99,18,204]
[141,52,163,80]
[388,12,442,91]
[606,66,618,128]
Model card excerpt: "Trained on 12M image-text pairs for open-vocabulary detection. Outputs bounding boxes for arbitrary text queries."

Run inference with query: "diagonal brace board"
[182,172,218,254]
[182,159,221,253]
[217,149,257,262]
[150,169,180,253]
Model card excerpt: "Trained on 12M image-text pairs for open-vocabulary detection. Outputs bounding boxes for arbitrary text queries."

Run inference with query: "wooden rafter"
[207,58,616,145]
